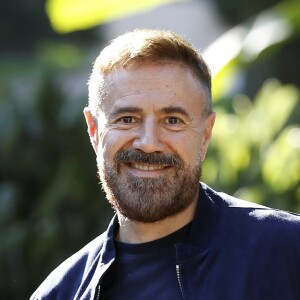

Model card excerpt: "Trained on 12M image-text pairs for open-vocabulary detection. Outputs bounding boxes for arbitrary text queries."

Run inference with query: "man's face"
[85,63,215,223]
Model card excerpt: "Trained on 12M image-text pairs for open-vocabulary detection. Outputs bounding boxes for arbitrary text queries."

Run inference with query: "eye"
[118,116,136,124]
[165,116,181,125]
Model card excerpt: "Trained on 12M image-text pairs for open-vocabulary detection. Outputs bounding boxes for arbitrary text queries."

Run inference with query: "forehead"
[102,63,205,114]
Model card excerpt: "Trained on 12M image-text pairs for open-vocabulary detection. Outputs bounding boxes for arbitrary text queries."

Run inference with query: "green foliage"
[204,0,300,101]
[0,56,113,299]
[203,79,300,212]
[202,0,300,213]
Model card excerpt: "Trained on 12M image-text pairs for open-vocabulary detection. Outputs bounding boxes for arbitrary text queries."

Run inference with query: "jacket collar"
[95,182,224,272]
[176,183,224,261]
[190,183,223,245]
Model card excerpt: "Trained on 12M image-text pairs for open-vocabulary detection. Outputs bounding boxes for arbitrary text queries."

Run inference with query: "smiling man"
[86,62,214,235]
[31,29,300,300]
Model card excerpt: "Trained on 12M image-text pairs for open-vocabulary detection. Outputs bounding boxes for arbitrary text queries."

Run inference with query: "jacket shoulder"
[216,191,300,243]
[30,231,107,300]
[219,191,300,222]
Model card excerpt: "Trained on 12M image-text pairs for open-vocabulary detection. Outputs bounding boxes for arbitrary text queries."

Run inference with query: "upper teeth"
[132,163,166,171]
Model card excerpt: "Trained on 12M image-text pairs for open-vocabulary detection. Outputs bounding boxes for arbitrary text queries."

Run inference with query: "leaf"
[46,0,189,33]
[203,0,300,101]
[262,126,300,192]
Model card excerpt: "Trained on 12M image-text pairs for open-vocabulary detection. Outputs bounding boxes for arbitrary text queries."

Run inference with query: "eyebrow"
[160,106,190,118]
[110,105,190,119]
[110,106,143,117]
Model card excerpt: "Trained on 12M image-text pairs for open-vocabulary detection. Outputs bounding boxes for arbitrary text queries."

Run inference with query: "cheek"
[98,129,131,162]
[168,133,203,165]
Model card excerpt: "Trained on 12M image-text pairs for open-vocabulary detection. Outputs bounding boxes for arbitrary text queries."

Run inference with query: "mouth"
[129,162,168,171]
[114,150,182,176]
[122,162,171,177]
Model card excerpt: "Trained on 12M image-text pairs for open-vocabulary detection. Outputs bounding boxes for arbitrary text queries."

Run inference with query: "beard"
[98,149,201,223]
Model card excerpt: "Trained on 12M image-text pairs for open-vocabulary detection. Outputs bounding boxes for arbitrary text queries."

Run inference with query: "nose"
[132,118,164,153]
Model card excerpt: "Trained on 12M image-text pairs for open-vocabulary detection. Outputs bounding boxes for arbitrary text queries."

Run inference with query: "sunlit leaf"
[204,0,300,101]
[46,0,189,33]
[211,59,240,101]
[249,79,299,143]
[275,1,300,30]
[262,126,300,192]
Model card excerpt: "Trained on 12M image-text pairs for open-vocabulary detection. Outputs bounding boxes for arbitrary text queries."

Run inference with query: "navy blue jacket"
[31,183,300,299]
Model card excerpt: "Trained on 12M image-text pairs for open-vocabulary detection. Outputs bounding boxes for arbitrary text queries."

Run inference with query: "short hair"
[88,29,212,117]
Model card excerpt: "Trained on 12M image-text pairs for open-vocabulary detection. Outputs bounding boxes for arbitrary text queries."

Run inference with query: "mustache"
[114,149,183,167]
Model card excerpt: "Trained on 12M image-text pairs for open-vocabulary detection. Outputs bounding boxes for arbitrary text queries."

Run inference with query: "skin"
[84,62,215,244]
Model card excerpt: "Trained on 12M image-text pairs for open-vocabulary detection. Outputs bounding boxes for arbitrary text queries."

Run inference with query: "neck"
[116,197,198,244]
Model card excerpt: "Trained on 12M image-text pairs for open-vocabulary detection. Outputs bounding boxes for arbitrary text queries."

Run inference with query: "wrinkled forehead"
[88,59,210,121]
[104,62,203,96]
[98,63,207,118]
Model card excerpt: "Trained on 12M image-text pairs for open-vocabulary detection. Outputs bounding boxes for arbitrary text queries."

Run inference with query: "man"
[31,29,300,300]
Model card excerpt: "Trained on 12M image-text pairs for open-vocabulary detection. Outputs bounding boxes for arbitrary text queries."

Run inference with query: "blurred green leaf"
[36,42,84,68]
[247,79,298,144]
[262,126,300,193]
[46,0,190,33]
[204,0,300,101]
[204,79,300,209]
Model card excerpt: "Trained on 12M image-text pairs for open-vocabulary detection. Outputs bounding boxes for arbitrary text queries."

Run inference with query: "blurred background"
[0,0,299,298]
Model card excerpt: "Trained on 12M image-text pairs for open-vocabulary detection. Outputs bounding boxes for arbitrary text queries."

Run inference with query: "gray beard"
[98,152,201,223]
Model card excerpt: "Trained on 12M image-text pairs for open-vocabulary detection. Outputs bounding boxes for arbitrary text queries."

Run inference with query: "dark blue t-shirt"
[100,222,192,299]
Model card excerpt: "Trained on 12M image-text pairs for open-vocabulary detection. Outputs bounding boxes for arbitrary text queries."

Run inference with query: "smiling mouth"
[129,162,168,171]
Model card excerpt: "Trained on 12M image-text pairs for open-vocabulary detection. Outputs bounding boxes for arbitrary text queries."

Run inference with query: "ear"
[200,112,216,161]
[83,107,98,153]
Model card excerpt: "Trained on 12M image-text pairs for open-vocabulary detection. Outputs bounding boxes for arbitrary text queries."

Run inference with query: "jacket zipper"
[176,264,185,299]
[93,282,101,300]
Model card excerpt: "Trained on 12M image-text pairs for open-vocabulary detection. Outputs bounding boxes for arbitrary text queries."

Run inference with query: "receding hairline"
[103,60,208,102]
[88,29,212,117]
